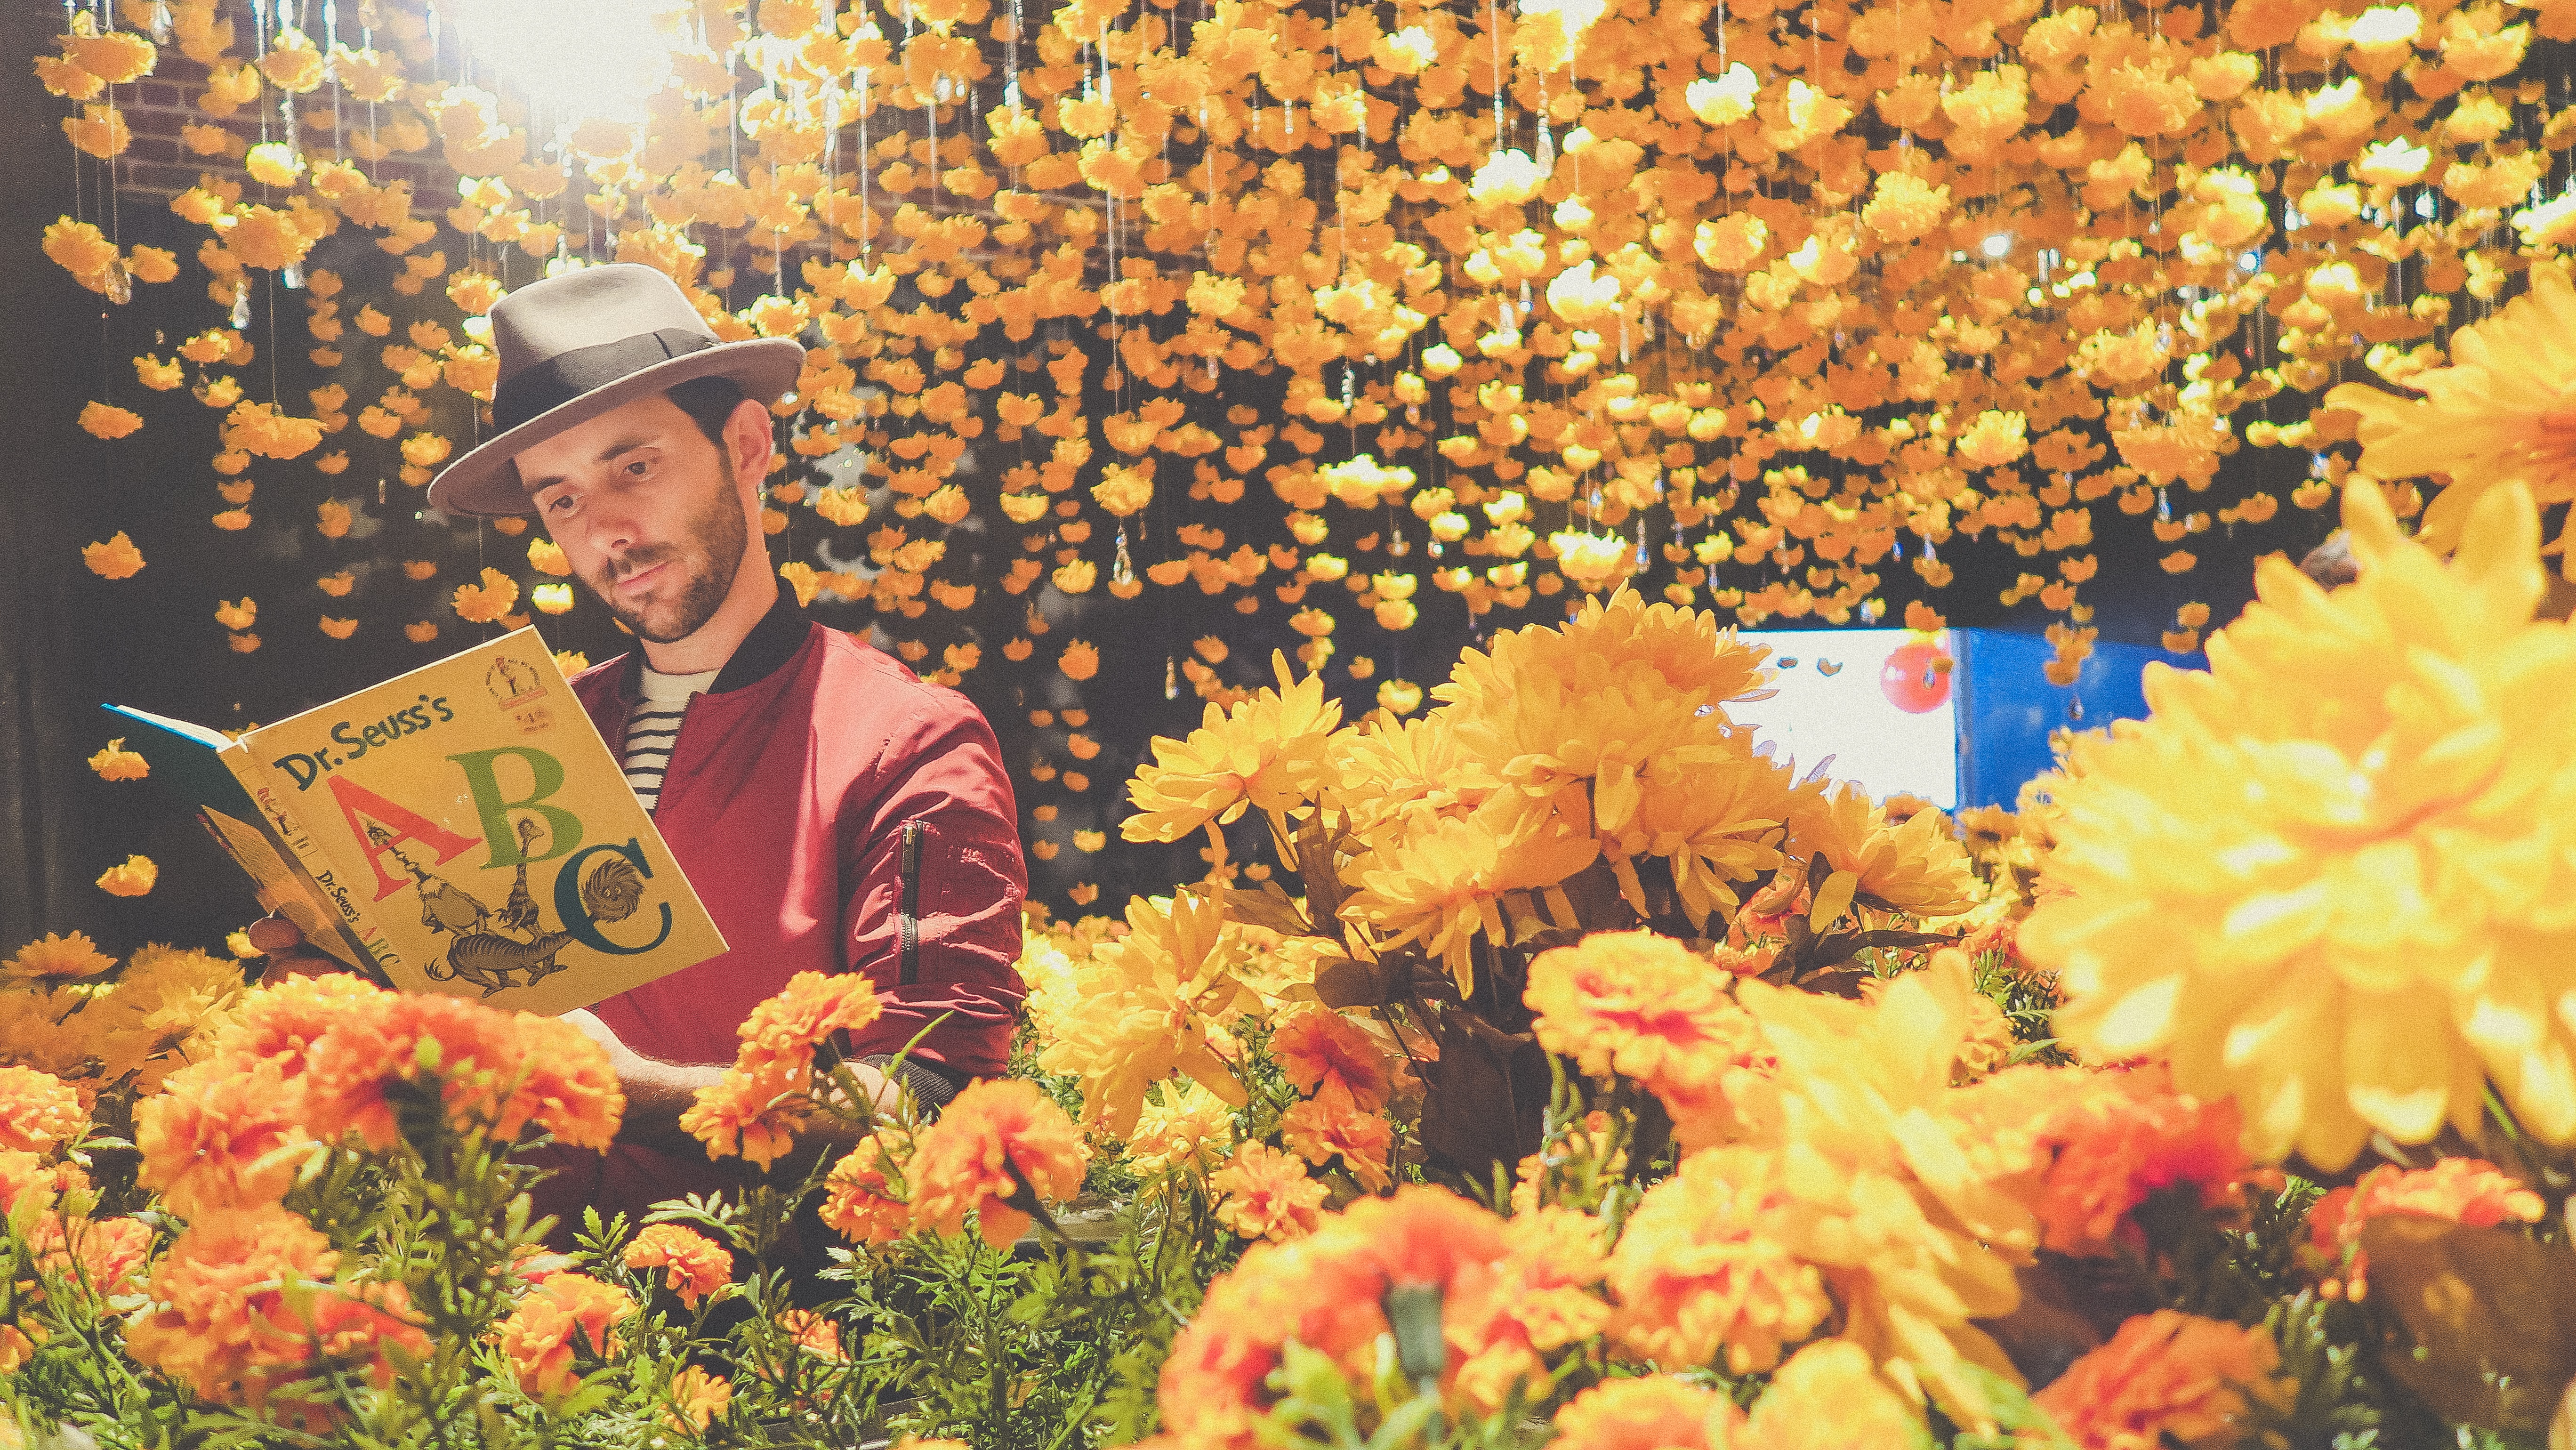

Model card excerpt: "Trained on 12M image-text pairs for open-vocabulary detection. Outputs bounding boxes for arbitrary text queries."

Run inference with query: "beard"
[580,458,750,644]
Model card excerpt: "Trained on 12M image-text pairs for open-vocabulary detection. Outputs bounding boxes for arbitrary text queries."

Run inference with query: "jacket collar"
[614,577,814,701]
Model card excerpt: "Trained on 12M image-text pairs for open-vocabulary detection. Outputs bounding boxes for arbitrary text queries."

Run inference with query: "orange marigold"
[908,1078,1088,1247]
[1209,1141,1328,1242]
[680,1064,808,1168]
[4,930,116,980]
[779,1307,845,1361]
[2034,1065,2250,1256]
[820,1134,912,1245]
[1155,1187,1508,1448]
[216,973,382,1075]
[1605,1145,1833,1375]
[2033,1310,2287,1450]
[1549,1374,1743,1450]
[2308,1157,2544,1297]
[125,1204,429,1413]
[301,991,622,1151]
[1279,1081,1395,1192]
[1525,930,1771,1149]
[27,1212,154,1298]
[732,969,885,1077]
[0,1066,85,1154]
[0,1149,87,1216]
[1446,1206,1611,1410]
[496,1272,636,1398]
[663,1364,733,1432]
[623,1223,735,1308]
[135,1055,314,1220]
[1271,1006,1393,1112]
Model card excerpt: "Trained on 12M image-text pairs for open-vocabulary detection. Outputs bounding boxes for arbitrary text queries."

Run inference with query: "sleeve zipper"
[897,820,924,987]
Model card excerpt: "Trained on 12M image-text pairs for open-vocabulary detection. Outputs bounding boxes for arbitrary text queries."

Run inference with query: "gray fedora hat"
[427,263,805,517]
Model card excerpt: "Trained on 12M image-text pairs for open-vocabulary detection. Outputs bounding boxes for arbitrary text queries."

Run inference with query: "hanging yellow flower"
[96,854,158,896]
[82,532,145,579]
[88,739,150,781]
[452,568,520,624]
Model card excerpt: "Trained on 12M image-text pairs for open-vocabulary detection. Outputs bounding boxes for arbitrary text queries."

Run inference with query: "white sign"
[1728,630,1958,809]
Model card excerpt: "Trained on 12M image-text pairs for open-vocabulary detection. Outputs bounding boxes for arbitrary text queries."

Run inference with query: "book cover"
[112,628,726,1017]
[103,703,379,976]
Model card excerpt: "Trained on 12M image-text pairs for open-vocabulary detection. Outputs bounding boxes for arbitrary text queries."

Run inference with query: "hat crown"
[487,264,715,385]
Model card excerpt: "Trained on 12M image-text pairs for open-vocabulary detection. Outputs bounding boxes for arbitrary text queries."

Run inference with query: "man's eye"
[624,458,652,477]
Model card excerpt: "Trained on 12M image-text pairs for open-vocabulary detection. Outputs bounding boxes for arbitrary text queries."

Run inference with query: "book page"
[236,629,727,1016]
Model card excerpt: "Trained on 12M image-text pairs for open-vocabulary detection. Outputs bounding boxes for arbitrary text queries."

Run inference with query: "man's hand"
[553,1009,901,1170]
[243,912,350,981]
[556,1008,725,1156]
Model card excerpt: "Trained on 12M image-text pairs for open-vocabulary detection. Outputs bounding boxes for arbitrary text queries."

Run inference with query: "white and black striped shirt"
[624,666,718,813]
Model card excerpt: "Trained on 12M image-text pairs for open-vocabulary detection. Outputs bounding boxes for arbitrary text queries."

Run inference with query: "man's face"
[516,394,750,644]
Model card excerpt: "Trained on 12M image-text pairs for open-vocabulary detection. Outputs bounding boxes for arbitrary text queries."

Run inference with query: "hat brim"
[427,336,806,517]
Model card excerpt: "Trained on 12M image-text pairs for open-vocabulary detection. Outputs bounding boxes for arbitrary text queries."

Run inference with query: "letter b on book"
[448,747,583,867]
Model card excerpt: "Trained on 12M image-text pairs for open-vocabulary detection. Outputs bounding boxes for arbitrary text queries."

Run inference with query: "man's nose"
[581,499,639,559]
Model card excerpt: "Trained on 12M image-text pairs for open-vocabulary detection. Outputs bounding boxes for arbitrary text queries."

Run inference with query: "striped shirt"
[624,665,719,813]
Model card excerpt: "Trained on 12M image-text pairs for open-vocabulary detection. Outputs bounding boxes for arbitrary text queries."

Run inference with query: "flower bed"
[8,483,2576,1449]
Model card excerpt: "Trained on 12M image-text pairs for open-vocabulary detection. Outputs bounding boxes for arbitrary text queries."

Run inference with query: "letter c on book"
[554,837,673,957]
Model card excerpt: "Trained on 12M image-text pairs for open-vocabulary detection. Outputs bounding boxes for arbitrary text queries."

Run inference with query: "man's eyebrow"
[523,434,660,496]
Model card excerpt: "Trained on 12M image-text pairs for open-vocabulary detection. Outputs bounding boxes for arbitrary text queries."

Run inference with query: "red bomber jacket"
[533,582,1026,1226]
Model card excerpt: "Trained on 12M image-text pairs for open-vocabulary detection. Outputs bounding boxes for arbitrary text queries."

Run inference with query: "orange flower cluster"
[2029,1064,2252,1257]
[136,975,620,1220]
[1208,1140,1328,1242]
[905,1077,1089,1246]
[621,1222,737,1309]
[125,1203,432,1418]
[801,1071,1088,1249]
[681,969,883,1167]
[1525,929,1771,1148]
[2032,1310,2290,1450]
[495,1272,638,1399]
[0,1065,85,1154]
[1152,1187,1509,1447]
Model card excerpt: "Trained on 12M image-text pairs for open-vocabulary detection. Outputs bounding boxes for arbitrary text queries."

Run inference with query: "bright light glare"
[449,0,685,126]
[1979,231,2013,259]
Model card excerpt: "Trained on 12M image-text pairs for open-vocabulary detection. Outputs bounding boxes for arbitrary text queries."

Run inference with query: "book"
[105,627,726,1017]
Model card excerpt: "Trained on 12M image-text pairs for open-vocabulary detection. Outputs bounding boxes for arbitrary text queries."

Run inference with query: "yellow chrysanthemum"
[1123,652,1341,846]
[1032,888,1250,1135]
[1785,782,1978,922]
[1123,1075,1239,1176]
[2325,261,2576,558]
[2024,480,2576,1170]
[1715,954,2056,1429]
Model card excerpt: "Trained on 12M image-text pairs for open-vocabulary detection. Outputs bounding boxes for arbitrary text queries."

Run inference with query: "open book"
[106,628,725,1016]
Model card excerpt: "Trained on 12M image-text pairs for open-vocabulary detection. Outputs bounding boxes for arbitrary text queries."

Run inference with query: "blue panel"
[1952,631,2204,810]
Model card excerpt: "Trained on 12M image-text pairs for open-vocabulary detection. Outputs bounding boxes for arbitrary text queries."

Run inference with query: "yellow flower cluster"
[2025,478,2576,1169]
[0,939,246,1098]
[1126,589,1972,993]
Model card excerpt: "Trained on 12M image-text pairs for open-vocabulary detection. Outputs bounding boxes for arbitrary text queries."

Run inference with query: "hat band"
[492,327,716,433]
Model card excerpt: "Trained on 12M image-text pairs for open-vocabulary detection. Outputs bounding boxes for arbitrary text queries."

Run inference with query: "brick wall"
[108,52,453,205]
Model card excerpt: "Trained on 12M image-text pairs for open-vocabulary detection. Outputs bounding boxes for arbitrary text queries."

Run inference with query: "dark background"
[2,0,2322,959]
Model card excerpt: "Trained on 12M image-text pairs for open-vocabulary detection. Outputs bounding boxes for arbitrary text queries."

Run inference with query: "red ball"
[1880,641,1952,713]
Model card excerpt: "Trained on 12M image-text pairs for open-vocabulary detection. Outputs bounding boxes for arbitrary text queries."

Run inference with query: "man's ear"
[724,394,774,495]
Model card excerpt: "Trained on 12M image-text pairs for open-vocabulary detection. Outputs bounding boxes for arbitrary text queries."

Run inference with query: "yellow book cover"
[214,628,724,1016]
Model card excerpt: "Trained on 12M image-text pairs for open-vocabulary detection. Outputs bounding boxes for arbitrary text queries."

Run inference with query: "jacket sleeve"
[839,685,1027,1080]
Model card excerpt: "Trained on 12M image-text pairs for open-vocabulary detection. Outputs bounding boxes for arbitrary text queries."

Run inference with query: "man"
[419,262,1027,1230]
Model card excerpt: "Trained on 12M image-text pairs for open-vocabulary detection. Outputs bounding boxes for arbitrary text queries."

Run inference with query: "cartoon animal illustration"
[384,823,649,996]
